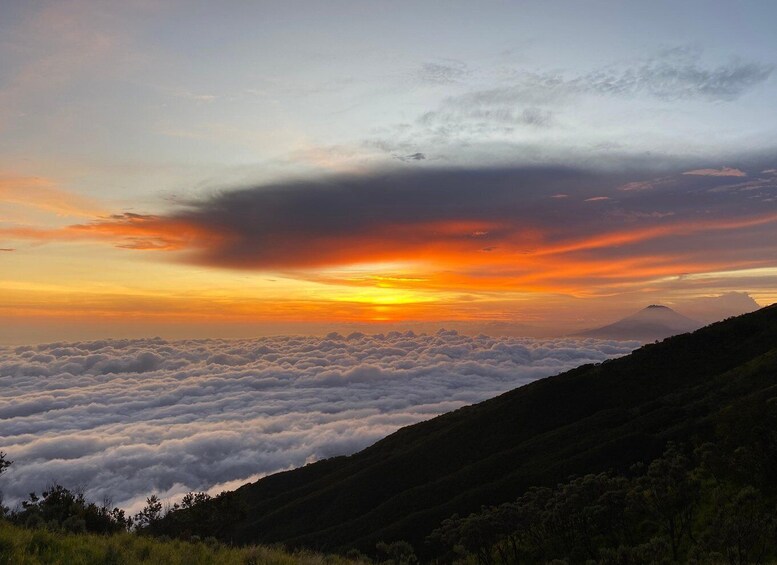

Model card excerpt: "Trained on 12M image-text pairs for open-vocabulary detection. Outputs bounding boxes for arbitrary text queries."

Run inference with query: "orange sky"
[1,164,775,343]
[2,2,777,342]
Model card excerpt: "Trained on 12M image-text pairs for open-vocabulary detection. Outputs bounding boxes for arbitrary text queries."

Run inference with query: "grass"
[0,521,367,565]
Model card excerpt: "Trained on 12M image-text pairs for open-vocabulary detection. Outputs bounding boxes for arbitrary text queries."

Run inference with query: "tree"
[636,443,699,561]
[376,540,418,565]
[0,452,11,477]
[180,491,211,509]
[12,484,129,533]
[155,491,213,538]
[0,451,11,517]
[707,486,774,565]
[134,495,163,530]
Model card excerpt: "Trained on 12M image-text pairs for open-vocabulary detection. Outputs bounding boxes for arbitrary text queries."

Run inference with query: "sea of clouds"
[0,331,637,513]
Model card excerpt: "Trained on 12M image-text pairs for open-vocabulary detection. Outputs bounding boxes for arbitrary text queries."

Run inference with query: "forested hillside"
[153,305,777,560]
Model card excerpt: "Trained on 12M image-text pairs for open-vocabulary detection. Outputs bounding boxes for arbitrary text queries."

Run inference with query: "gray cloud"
[581,49,772,101]
[452,48,771,109]
[388,48,771,148]
[418,106,553,134]
[670,292,760,324]
[393,152,426,162]
[0,333,637,513]
[69,160,777,282]
[415,61,470,85]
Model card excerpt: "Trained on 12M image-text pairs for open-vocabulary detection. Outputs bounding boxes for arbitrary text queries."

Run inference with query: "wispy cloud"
[683,167,747,177]
[0,176,104,217]
[414,60,470,85]
[356,47,773,166]
[393,152,426,162]
[450,48,772,108]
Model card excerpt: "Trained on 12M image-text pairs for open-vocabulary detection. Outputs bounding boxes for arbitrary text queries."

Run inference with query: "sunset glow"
[5,3,777,546]
[1,1,776,343]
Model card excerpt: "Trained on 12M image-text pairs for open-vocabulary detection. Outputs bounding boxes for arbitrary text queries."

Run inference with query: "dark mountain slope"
[158,305,777,553]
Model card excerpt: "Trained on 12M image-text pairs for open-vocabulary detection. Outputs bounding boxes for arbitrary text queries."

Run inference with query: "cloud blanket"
[0,332,636,512]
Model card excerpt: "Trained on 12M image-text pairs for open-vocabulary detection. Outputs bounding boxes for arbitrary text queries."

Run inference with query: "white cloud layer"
[0,332,637,513]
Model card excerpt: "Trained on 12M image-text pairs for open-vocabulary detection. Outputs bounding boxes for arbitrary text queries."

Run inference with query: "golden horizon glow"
[3,2,777,342]
[2,140,776,342]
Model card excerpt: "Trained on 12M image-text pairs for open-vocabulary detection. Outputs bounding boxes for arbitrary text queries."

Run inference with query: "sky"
[2,0,777,342]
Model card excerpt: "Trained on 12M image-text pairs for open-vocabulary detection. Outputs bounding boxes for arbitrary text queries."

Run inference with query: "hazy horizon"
[0,290,764,345]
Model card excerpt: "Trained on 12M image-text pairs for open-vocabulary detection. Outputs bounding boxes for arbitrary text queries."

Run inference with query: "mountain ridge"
[154,304,777,554]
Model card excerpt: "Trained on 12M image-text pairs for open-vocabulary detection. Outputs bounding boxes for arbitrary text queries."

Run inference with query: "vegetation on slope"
[430,441,777,564]
[0,520,371,565]
[151,305,777,557]
[0,452,379,564]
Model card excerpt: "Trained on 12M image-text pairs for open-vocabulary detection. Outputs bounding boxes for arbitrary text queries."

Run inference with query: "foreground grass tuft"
[0,521,367,565]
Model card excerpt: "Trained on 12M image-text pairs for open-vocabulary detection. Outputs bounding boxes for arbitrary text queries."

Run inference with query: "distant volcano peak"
[577,304,701,342]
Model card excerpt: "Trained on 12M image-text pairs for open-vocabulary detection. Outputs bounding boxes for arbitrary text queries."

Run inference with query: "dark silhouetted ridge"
[156,305,777,553]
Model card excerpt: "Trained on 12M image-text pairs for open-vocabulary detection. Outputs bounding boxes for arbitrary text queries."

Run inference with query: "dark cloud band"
[61,162,777,294]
